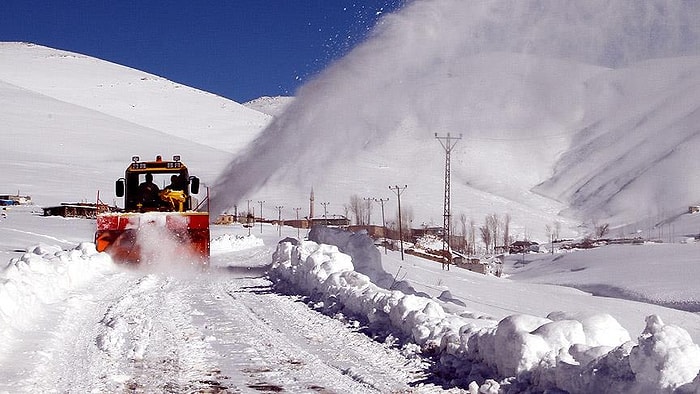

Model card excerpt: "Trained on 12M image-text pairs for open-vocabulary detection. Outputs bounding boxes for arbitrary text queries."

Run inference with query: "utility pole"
[275,205,284,237]
[375,197,389,254]
[321,202,330,225]
[293,207,302,239]
[309,188,315,224]
[435,132,461,270]
[258,200,265,233]
[389,185,407,260]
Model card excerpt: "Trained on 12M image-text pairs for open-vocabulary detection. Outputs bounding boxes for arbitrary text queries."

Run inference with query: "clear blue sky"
[0,1,404,102]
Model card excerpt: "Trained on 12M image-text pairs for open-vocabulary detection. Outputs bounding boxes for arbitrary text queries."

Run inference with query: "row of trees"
[343,194,574,256]
[454,213,511,255]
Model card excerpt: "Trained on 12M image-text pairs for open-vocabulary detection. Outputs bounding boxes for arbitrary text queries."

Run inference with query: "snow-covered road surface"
[1,265,430,393]
[4,208,700,392]
[0,211,435,393]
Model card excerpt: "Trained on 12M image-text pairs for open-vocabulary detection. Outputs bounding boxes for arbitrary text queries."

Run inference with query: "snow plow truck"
[95,155,210,264]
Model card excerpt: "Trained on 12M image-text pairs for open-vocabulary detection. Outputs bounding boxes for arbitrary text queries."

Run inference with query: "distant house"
[509,240,540,254]
[214,214,237,225]
[0,194,32,205]
[310,215,350,227]
[346,225,387,238]
[42,202,116,218]
[689,205,700,214]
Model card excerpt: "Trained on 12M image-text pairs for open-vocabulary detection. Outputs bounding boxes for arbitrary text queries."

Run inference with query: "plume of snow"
[210,0,700,217]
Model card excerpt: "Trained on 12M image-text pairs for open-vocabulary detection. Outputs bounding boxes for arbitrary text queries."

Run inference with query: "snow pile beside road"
[307,226,402,291]
[0,243,115,335]
[270,237,700,392]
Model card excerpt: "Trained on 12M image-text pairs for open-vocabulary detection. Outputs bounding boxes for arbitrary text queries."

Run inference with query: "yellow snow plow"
[95,155,209,264]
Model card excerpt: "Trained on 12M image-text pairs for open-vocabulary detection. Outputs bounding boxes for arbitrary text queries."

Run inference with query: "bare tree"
[349,194,366,225]
[458,213,468,253]
[554,221,561,241]
[480,225,492,254]
[365,198,373,225]
[399,205,414,236]
[485,214,501,253]
[503,213,511,250]
[468,218,476,256]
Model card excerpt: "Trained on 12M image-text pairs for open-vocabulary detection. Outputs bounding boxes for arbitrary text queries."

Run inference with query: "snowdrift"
[0,243,116,350]
[270,228,700,392]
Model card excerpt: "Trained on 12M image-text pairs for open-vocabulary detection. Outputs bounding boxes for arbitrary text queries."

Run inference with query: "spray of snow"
[210,0,700,217]
[131,213,205,278]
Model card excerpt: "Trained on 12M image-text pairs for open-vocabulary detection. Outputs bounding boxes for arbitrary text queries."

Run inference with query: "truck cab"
[117,155,201,212]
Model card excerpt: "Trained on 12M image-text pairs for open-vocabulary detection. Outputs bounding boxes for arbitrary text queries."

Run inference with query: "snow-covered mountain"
[209,0,700,241]
[243,96,294,118]
[0,42,269,204]
[3,38,700,243]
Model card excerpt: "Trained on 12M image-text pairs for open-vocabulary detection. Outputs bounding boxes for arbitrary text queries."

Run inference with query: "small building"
[689,205,700,214]
[43,202,116,218]
[509,240,540,254]
[310,215,350,227]
[215,214,237,225]
[455,257,502,277]
[0,194,32,205]
[285,219,311,229]
[346,225,387,238]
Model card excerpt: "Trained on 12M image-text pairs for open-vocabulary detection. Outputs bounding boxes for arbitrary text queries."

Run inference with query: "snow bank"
[308,226,421,294]
[270,237,700,392]
[0,243,115,340]
[307,226,393,288]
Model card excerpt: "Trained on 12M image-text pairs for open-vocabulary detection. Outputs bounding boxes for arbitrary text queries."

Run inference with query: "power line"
[258,200,265,233]
[374,197,389,255]
[389,185,407,261]
[293,207,302,239]
[435,132,461,271]
[321,202,330,225]
[275,205,283,237]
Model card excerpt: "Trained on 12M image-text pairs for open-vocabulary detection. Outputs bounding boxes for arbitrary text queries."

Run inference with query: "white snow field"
[0,209,430,393]
[3,0,700,392]
[2,206,700,392]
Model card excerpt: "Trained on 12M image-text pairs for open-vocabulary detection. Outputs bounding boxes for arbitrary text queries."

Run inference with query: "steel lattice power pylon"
[435,133,461,270]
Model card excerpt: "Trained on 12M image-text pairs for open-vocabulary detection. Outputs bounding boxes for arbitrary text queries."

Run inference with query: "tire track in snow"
[1,254,437,393]
[2,270,222,393]
[91,273,221,392]
[186,272,429,393]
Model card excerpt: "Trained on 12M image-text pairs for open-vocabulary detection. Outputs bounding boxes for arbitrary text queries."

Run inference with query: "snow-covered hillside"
[2,1,700,241]
[211,0,700,243]
[535,56,700,227]
[243,96,294,117]
[2,1,700,390]
[0,42,270,205]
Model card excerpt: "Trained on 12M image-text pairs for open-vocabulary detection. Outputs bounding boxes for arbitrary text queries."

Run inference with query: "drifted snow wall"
[307,226,395,289]
[270,238,700,393]
[0,243,116,347]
